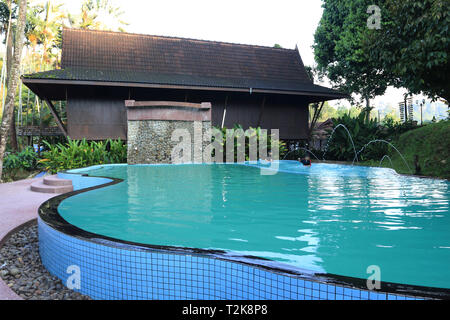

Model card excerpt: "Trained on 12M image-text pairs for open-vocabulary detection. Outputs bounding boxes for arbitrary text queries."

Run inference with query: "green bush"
[3,147,40,171]
[324,113,389,161]
[40,139,127,173]
[2,147,41,181]
[213,125,288,161]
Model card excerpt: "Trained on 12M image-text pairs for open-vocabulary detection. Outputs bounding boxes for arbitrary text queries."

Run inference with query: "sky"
[50,0,447,117]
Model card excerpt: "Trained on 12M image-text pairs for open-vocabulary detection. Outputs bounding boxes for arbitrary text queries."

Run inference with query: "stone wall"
[127,120,211,164]
[126,101,212,165]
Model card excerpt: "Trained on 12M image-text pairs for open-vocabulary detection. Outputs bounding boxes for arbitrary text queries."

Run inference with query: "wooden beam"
[308,101,325,138]
[22,78,349,99]
[256,96,266,127]
[125,100,211,109]
[43,98,68,138]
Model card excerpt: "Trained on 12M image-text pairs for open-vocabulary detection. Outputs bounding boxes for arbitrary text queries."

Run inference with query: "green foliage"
[382,118,417,138]
[315,0,449,103]
[324,112,388,161]
[367,0,450,102]
[2,147,40,181]
[313,0,389,105]
[323,112,447,178]
[364,120,450,179]
[39,138,127,173]
[67,0,129,32]
[309,101,340,122]
[213,125,288,161]
[3,147,39,171]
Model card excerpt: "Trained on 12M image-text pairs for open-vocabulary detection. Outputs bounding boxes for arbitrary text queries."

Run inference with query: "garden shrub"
[2,147,41,181]
[39,139,127,173]
[213,125,288,161]
[324,113,390,162]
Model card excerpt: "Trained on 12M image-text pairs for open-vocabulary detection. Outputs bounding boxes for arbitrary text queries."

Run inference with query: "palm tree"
[67,0,128,31]
[0,0,27,181]
[25,0,66,71]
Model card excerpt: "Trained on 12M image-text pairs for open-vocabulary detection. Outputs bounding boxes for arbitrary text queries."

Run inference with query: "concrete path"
[0,177,59,300]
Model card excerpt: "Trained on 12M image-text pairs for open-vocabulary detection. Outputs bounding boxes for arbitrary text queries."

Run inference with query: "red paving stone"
[0,177,61,300]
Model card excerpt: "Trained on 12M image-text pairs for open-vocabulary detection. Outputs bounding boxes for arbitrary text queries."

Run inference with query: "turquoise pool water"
[59,162,450,289]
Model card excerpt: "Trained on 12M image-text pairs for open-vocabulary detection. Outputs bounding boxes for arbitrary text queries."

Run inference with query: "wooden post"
[43,98,68,138]
[25,87,29,126]
[256,96,266,128]
[38,98,42,156]
[309,101,325,138]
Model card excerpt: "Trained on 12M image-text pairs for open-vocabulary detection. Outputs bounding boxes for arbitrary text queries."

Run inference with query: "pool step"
[30,176,73,194]
[43,176,73,186]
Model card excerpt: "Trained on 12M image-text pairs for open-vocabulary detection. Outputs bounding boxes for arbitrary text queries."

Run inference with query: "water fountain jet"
[322,124,359,163]
[352,140,412,174]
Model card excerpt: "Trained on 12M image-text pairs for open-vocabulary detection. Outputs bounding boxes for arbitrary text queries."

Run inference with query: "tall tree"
[1,0,18,151]
[367,0,449,104]
[0,0,27,181]
[313,0,390,121]
[67,0,128,32]
[25,1,66,70]
[0,0,14,81]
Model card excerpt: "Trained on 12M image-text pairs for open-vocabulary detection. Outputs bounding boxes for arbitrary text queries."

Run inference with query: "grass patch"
[360,120,450,179]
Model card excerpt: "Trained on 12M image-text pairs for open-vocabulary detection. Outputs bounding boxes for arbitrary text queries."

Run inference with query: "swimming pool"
[38,162,450,299]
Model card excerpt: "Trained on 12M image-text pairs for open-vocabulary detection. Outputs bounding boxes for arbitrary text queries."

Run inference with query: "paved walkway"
[0,177,58,300]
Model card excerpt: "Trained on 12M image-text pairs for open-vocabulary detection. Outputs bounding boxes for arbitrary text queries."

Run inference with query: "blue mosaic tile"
[38,218,424,300]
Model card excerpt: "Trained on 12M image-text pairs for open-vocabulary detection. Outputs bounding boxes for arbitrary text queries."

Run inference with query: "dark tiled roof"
[24,29,345,97]
[25,67,342,95]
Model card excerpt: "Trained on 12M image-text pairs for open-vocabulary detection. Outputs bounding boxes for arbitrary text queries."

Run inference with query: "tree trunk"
[6,0,18,151]
[5,0,13,81]
[365,96,371,123]
[9,111,18,152]
[0,0,27,182]
[6,22,13,81]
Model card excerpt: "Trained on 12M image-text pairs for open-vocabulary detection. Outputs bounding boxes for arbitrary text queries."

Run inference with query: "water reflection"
[59,162,450,288]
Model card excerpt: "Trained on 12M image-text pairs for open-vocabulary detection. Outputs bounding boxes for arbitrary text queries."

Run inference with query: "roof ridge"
[62,27,297,52]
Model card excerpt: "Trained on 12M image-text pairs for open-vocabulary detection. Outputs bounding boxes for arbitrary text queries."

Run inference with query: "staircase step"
[43,176,73,186]
[30,181,73,194]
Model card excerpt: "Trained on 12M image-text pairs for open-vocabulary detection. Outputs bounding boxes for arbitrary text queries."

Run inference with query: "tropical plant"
[25,1,67,70]
[39,138,127,173]
[324,112,388,161]
[2,146,40,180]
[4,146,39,170]
[0,0,27,182]
[67,0,128,32]
[213,125,287,162]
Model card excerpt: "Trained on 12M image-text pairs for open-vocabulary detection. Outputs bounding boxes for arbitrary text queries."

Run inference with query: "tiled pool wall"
[38,218,421,300]
[38,169,425,300]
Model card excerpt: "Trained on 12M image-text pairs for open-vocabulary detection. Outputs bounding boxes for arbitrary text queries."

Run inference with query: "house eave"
[22,77,348,101]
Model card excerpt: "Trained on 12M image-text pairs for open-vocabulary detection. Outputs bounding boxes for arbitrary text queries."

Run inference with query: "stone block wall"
[127,120,211,164]
[126,101,212,164]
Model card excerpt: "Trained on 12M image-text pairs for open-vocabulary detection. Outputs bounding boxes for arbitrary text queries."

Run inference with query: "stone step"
[43,176,73,186]
[30,181,73,194]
